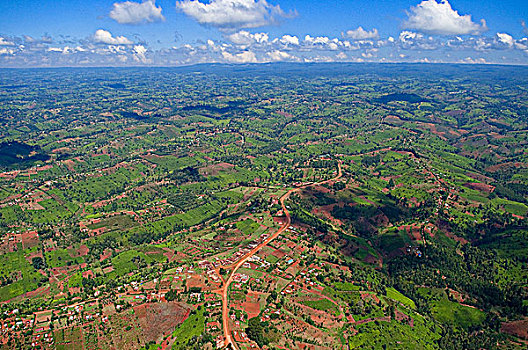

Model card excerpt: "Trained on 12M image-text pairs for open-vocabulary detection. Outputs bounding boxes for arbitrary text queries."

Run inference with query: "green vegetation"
[0,64,527,349]
[171,308,205,350]
[385,287,416,309]
[0,250,46,301]
[301,298,340,316]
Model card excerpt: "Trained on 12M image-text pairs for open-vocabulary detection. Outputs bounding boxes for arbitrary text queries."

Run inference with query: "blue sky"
[0,0,527,66]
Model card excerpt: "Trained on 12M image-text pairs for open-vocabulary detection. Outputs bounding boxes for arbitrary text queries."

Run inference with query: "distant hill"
[374,93,428,104]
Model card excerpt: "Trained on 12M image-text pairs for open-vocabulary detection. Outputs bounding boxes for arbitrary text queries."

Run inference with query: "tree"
[31,257,45,270]
[246,317,268,347]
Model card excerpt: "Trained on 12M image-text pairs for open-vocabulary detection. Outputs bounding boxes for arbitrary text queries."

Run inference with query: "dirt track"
[217,160,343,349]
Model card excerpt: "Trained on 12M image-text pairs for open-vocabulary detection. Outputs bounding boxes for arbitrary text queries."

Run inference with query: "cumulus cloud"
[304,35,341,50]
[4,25,528,67]
[398,31,439,50]
[226,31,268,45]
[266,50,298,61]
[133,44,151,63]
[445,34,528,52]
[399,31,422,44]
[344,27,379,40]
[46,46,88,55]
[93,29,134,45]
[0,37,15,46]
[516,38,528,51]
[176,0,294,31]
[110,0,164,24]
[23,35,53,44]
[221,50,258,63]
[0,48,15,55]
[279,34,299,46]
[496,33,515,48]
[461,57,487,64]
[404,0,487,35]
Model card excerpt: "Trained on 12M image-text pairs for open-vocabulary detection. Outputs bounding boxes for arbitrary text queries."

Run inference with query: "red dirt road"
[218,161,342,349]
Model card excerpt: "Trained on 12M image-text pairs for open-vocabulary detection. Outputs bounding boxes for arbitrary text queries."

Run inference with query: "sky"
[0,0,527,67]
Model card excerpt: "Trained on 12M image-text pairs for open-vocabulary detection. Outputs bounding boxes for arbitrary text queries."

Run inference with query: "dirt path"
[218,160,343,349]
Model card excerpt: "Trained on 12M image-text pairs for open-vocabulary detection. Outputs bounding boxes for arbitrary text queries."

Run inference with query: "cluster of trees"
[388,242,526,317]
[246,317,270,347]
[168,166,203,185]
[31,257,45,270]
[165,289,178,301]
[290,205,329,234]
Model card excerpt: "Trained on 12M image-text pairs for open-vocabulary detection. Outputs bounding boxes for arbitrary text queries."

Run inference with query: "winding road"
[217,160,343,349]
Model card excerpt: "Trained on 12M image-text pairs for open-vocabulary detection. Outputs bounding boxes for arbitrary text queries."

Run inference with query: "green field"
[171,308,205,350]
[0,249,46,301]
[385,287,416,309]
[46,248,84,268]
[301,298,340,316]
[431,298,485,329]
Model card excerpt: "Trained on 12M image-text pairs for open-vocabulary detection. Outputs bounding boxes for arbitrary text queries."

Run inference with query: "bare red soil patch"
[444,231,469,245]
[134,302,191,343]
[394,309,413,327]
[76,244,89,256]
[62,159,76,171]
[8,285,51,303]
[21,231,40,249]
[187,275,206,290]
[465,182,495,193]
[360,292,380,303]
[100,248,113,262]
[502,318,528,340]
[272,249,286,259]
[171,251,189,262]
[240,292,261,319]
[485,162,527,173]
[200,162,235,176]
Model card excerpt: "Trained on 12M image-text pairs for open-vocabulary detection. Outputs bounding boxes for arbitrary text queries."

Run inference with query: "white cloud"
[304,35,342,50]
[23,35,52,44]
[399,31,422,44]
[446,34,528,52]
[404,0,487,35]
[461,57,487,64]
[226,31,268,45]
[398,31,438,50]
[46,46,85,55]
[0,48,15,55]
[221,50,258,63]
[5,24,528,67]
[47,47,65,53]
[133,44,151,63]
[496,33,514,48]
[474,37,492,51]
[266,50,297,61]
[304,35,329,45]
[0,37,15,46]
[176,0,294,31]
[301,34,381,52]
[93,29,134,45]
[303,55,336,63]
[279,35,299,46]
[110,0,164,24]
[344,27,379,40]
[516,38,528,51]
